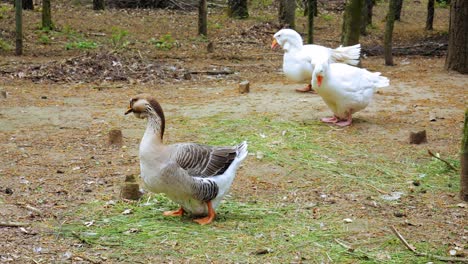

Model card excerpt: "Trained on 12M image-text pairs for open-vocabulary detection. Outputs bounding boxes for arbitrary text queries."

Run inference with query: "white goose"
[311,58,390,126]
[271,28,361,93]
[125,94,248,225]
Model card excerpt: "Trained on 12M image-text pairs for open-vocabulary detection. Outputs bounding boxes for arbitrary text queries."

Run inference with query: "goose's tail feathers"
[330,44,361,66]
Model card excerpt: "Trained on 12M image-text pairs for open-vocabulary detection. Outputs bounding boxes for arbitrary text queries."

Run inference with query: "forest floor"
[0,1,467,263]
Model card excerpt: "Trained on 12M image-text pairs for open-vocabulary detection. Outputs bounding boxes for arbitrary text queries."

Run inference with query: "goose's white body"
[312,62,390,120]
[273,29,361,86]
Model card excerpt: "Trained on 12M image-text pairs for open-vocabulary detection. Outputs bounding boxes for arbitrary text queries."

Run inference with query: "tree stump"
[238,80,250,94]
[409,130,427,144]
[121,175,142,200]
[108,129,123,147]
[0,91,6,99]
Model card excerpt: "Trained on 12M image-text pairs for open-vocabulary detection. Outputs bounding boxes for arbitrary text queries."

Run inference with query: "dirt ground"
[0,1,467,263]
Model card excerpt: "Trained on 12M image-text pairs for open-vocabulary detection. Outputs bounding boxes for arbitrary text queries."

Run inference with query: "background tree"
[460,108,468,202]
[307,0,316,43]
[395,0,403,20]
[426,0,434,30]
[360,0,374,35]
[303,0,318,17]
[22,0,33,10]
[341,0,363,46]
[384,0,398,65]
[279,0,296,29]
[227,0,249,19]
[198,0,207,36]
[42,0,53,30]
[445,0,468,73]
[461,109,468,201]
[15,0,22,55]
[93,0,105,10]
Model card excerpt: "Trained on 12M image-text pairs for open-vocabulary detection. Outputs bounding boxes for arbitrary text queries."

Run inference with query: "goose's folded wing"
[161,162,219,202]
[173,143,237,177]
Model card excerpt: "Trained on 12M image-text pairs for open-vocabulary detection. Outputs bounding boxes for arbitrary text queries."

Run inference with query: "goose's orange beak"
[271,38,279,49]
[125,107,133,115]
[317,75,323,87]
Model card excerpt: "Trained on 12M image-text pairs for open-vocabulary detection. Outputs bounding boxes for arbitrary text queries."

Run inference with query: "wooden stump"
[207,42,214,53]
[409,130,427,144]
[121,175,142,200]
[108,129,123,147]
[0,90,6,99]
[238,80,250,94]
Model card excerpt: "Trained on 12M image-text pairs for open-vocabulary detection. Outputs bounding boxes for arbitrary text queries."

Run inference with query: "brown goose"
[125,94,248,225]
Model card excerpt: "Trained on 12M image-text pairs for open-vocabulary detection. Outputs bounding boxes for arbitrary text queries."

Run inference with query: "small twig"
[0,221,29,227]
[427,150,458,172]
[390,226,468,262]
[334,239,355,252]
[365,183,389,195]
[189,70,234,75]
[75,254,101,264]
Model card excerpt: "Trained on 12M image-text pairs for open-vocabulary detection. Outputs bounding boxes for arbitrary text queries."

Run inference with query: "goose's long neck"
[143,114,163,145]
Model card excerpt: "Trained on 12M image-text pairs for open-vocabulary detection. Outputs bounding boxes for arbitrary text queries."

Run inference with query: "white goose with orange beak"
[271,29,361,93]
[311,58,390,126]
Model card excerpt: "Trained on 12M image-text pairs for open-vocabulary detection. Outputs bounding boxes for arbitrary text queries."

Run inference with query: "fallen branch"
[390,226,468,262]
[365,183,389,195]
[428,150,458,172]
[0,221,29,227]
[189,70,234,75]
[334,239,355,252]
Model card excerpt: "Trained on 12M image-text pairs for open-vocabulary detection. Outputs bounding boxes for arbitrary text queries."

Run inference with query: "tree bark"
[461,109,468,201]
[307,0,316,44]
[22,0,33,10]
[93,0,105,10]
[227,0,249,19]
[360,0,374,35]
[279,0,296,29]
[384,0,398,66]
[15,0,22,56]
[198,0,207,36]
[395,0,403,20]
[303,0,318,17]
[341,0,363,46]
[42,0,53,30]
[426,0,434,30]
[445,0,468,74]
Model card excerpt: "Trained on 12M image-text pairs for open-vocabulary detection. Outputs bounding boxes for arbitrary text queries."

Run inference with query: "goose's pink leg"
[321,116,338,123]
[335,112,353,127]
[295,84,317,94]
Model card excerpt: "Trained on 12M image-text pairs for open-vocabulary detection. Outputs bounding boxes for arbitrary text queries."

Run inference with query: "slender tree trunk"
[227,0,249,19]
[341,0,363,46]
[198,0,207,36]
[279,0,296,29]
[307,0,316,43]
[304,0,318,17]
[395,0,403,20]
[360,0,373,35]
[42,0,53,30]
[426,0,434,30]
[384,0,398,66]
[461,109,468,201]
[93,0,105,10]
[15,0,22,55]
[445,0,468,73]
[22,0,33,10]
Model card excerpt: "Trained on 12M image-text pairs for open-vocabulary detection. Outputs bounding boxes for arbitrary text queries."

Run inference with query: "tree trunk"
[279,0,296,29]
[42,0,53,30]
[22,0,33,10]
[227,0,249,19]
[426,0,434,30]
[15,0,22,56]
[445,0,468,73]
[303,0,318,17]
[395,0,403,20]
[93,0,105,10]
[461,109,468,201]
[384,0,398,66]
[360,0,374,35]
[307,0,316,44]
[341,0,363,46]
[198,0,207,36]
